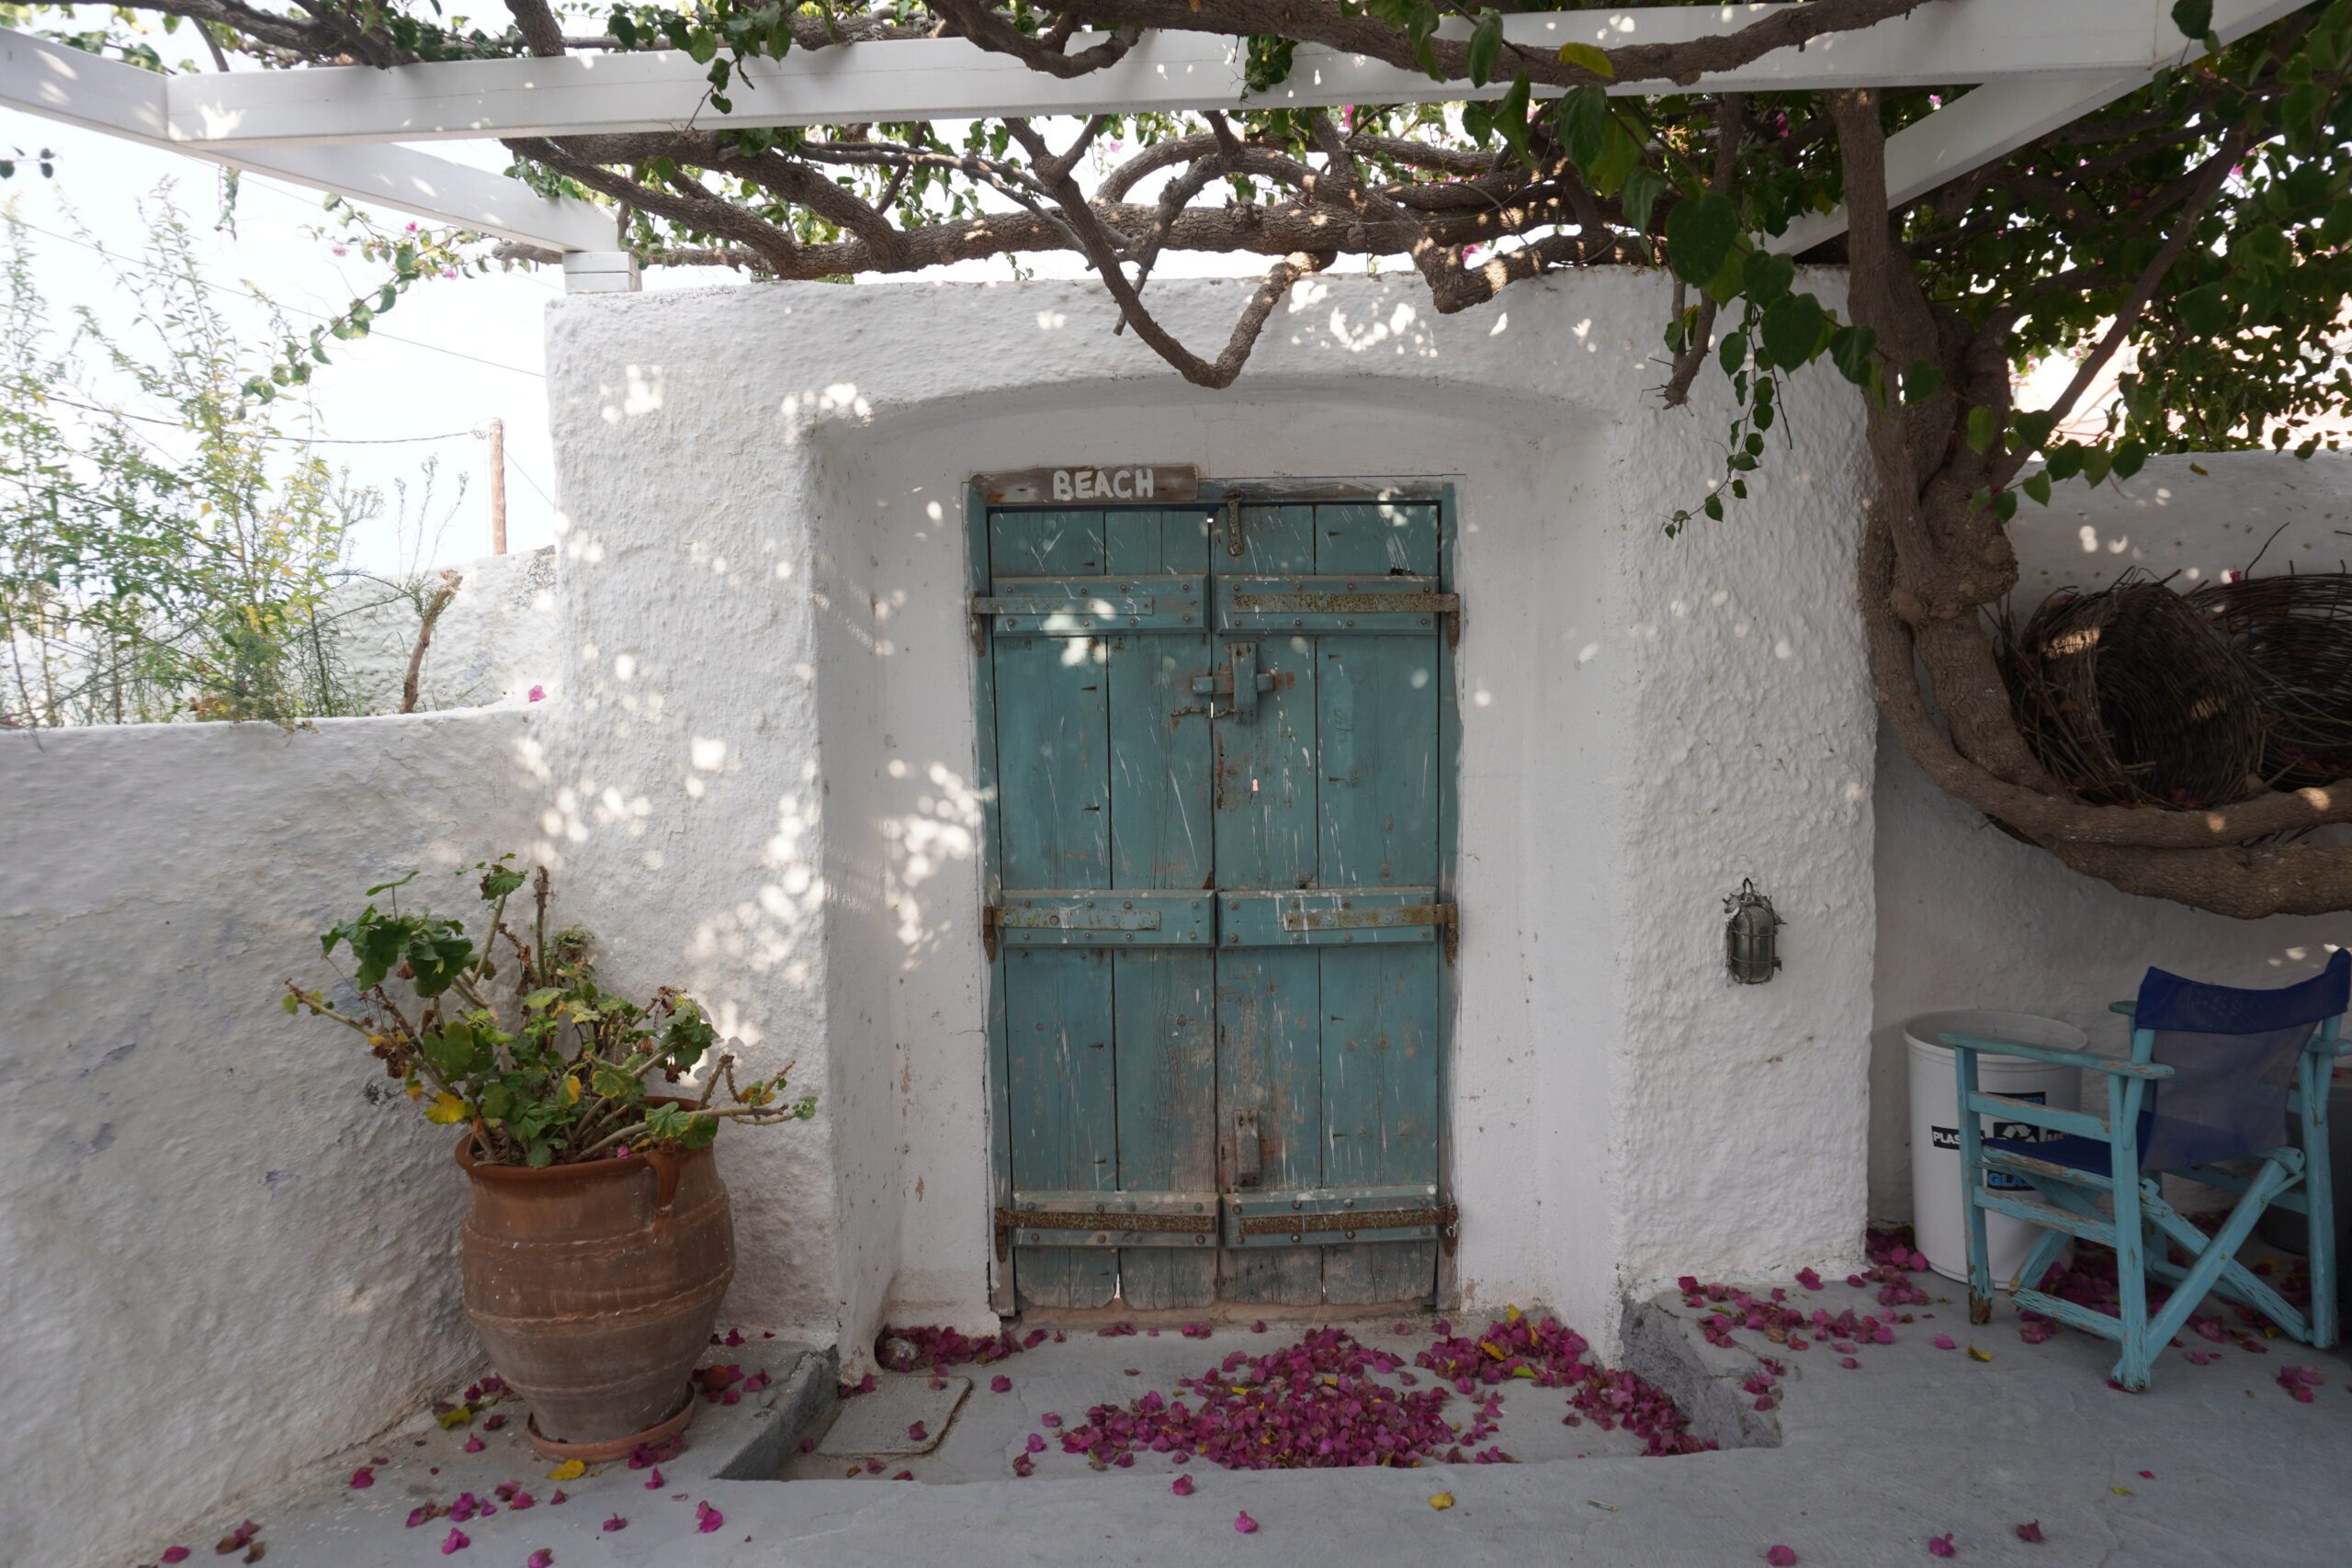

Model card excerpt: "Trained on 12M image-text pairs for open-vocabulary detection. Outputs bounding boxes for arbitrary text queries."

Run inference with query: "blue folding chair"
[1941,950,2347,1390]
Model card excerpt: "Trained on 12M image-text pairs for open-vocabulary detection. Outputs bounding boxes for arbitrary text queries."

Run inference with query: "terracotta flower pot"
[455,1125,734,1458]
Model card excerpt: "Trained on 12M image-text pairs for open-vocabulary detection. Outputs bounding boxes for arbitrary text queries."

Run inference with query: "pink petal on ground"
[462,1436,486,1453]
[1234,1511,1259,1535]
[1012,1453,1035,1477]
[2137,1470,2153,1479]
[1928,1533,1956,1557]
[1932,1335,1957,1351]
[509,1494,535,1511]
[909,1422,928,1441]
[601,1516,628,1532]
[990,1375,1012,1393]
[726,1329,745,1347]
[2015,1521,2044,1543]
[440,1528,469,1555]
[1766,1548,1799,1566]
[643,1469,664,1489]
[1251,1321,1268,1333]
[1172,1475,1196,1496]
[482,1415,507,1431]
[527,1552,554,1568]
[1025,1433,1046,1453]
[697,1502,725,1534]
[547,1491,567,1506]
[1839,1358,1860,1370]
[526,686,545,703]
[348,1467,374,1489]
[1795,1269,1823,1292]
[162,1551,190,1564]
[1041,1413,1062,1428]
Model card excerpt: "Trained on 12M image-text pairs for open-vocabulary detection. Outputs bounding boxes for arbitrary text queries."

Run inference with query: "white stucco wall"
[1870,451,2352,1221]
[0,709,548,1568]
[544,271,1878,1361]
[328,545,560,713]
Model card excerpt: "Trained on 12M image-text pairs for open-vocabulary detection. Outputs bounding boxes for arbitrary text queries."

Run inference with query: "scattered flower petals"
[527,1552,553,1568]
[508,1493,535,1512]
[547,1491,567,1506]
[462,1436,486,1453]
[909,1421,927,1442]
[1766,1548,1799,1566]
[1928,1533,1956,1558]
[2137,1470,2154,1479]
[2015,1522,2044,1543]
[696,1502,724,1534]
[726,1329,745,1347]
[1430,1493,1454,1511]
[1012,1453,1035,1477]
[600,1516,627,1533]
[163,1551,190,1564]
[1234,1511,1259,1535]
[990,1375,1012,1393]
[1794,1269,1823,1292]
[1933,1334,1957,1351]
[482,1415,507,1432]
[439,1529,469,1555]
[547,1460,584,1482]
[892,1470,915,1481]
[1041,1412,1062,1427]
[1172,1475,1196,1497]
[643,1469,663,1489]
[1025,1433,1046,1454]
[437,1405,476,1430]
[347,1468,374,1490]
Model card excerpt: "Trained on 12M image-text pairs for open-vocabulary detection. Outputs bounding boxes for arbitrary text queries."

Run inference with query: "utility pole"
[479,417,508,555]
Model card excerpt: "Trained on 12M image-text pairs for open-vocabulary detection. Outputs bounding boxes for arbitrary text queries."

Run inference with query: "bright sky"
[0,97,1264,577]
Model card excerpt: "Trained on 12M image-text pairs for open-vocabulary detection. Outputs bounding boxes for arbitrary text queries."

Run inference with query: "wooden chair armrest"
[1939,1032,2174,1079]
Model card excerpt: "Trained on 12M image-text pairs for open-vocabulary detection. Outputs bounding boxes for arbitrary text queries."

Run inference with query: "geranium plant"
[285,855,814,1166]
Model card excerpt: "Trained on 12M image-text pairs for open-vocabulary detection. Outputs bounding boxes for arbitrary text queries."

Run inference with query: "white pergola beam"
[167,0,2190,150]
[1768,0,2312,254]
[0,30,612,253]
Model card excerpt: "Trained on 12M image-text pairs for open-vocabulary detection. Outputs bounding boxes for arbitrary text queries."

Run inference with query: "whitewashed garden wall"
[0,709,550,1568]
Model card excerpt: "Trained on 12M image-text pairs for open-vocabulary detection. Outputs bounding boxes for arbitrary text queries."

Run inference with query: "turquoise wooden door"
[978,493,1453,1312]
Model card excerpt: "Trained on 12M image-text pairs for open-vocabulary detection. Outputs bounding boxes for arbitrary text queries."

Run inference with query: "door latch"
[1191,643,1274,718]
[1233,1109,1262,1189]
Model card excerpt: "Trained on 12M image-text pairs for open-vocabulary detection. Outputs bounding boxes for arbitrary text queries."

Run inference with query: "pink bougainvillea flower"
[348,1467,374,1490]
[439,1528,469,1555]
[892,1470,915,1481]
[1012,1453,1035,1477]
[1234,1511,1260,1535]
[526,686,545,703]
[482,1415,507,1431]
[547,1490,567,1506]
[696,1502,724,1534]
[2137,1470,2153,1480]
[463,1436,486,1453]
[161,1551,190,1564]
[1251,1321,1268,1333]
[990,1375,1012,1393]
[1766,1547,1799,1566]
[1838,1358,1860,1370]
[526,1552,554,1568]
[405,1507,436,1529]
[1025,1433,1046,1454]
[601,1515,628,1533]
[1932,1334,1957,1351]
[1795,1269,1823,1292]
[508,1493,535,1512]
[1040,1413,1062,1428]
[1171,1475,1195,1496]
[726,1329,745,1347]
[909,1422,927,1442]
[1928,1533,1956,1557]
[2015,1521,2044,1543]
[865,1460,885,1475]
[643,1468,664,1489]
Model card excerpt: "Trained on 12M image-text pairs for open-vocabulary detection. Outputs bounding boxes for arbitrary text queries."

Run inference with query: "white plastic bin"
[1905,1011,2086,1284]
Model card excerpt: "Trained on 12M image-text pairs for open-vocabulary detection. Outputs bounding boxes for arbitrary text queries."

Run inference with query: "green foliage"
[0,192,379,728]
[288,855,819,1167]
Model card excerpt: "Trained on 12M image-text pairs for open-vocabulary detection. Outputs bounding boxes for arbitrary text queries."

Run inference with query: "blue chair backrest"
[2132,949,2350,1171]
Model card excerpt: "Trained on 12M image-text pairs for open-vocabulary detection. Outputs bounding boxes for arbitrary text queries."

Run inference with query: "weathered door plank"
[992,508,1117,1308]
[1108,507,1220,1310]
